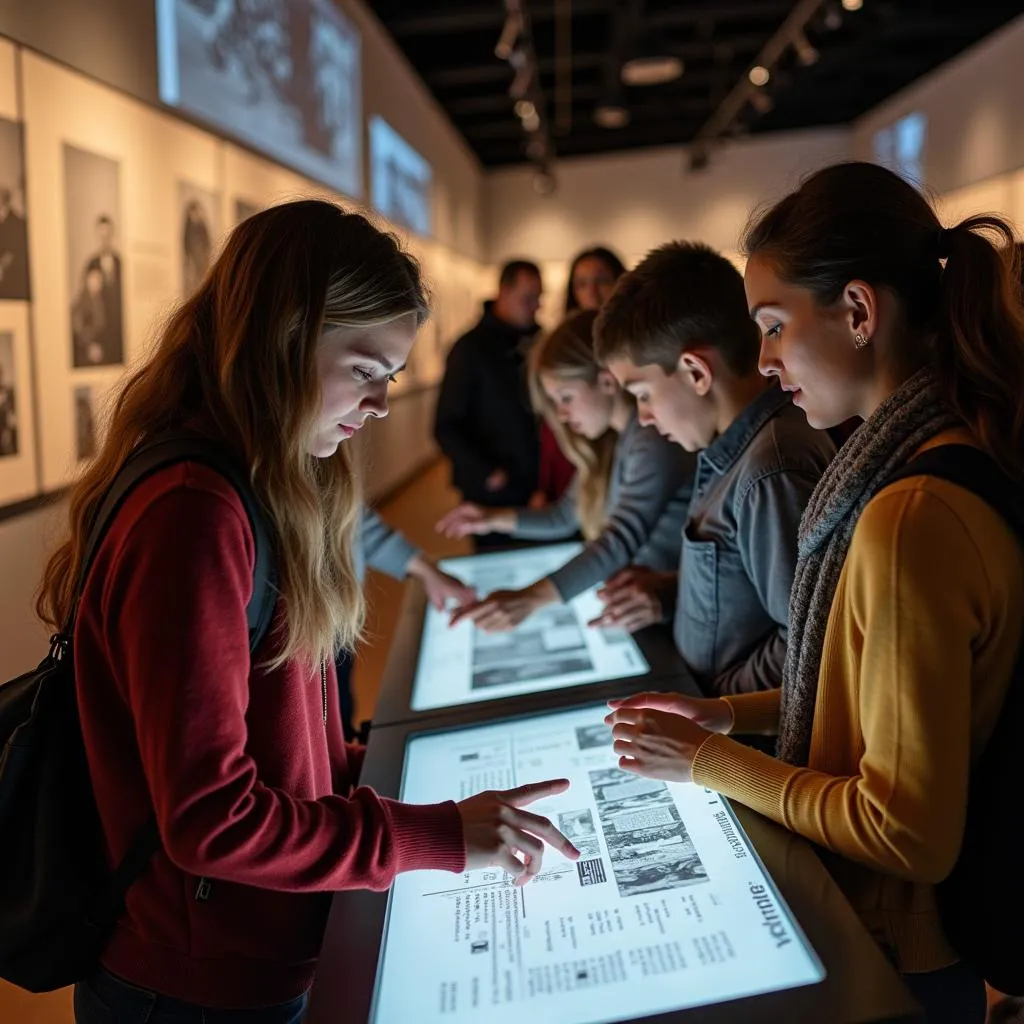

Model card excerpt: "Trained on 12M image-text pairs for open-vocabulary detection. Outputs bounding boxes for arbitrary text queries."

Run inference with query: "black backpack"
[885,444,1024,995]
[0,432,277,992]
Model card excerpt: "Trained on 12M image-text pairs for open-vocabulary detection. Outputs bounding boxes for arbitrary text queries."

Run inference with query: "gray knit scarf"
[777,369,962,766]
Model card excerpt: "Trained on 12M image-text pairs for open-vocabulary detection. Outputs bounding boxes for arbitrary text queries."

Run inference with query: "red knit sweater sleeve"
[97,468,465,893]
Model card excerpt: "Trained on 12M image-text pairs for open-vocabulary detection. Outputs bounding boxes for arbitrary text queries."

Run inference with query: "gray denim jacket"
[673,385,834,695]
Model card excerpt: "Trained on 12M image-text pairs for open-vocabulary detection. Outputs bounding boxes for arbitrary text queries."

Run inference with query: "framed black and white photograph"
[0,116,30,301]
[0,331,17,458]
[158,0,363,199]
[0,305,38,505]
[234,197,262,225]
[179,180,220,296]
[64,144,124,368]
[74,385,97,462]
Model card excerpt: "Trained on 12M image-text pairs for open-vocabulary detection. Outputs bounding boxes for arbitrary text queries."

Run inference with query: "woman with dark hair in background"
[536,246,629,506]
[606,163,1024,1023]
[564,246,627,314]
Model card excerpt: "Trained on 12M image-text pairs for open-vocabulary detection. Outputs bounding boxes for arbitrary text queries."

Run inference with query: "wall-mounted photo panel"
[21,50,220,491]
[369,115,432,237]
[158,0,363,199]
[0,116,30,301]
[0,304,38,505]
[64,144,124,369]
[178,179,220,297]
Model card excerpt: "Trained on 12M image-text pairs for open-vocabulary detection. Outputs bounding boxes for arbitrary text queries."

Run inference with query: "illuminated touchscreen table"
[411,544,650,712]
[370,703,824,1024]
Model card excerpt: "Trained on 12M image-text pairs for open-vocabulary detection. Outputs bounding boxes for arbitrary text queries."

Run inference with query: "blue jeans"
[902,961,987,1024]
[74,967,309,1024]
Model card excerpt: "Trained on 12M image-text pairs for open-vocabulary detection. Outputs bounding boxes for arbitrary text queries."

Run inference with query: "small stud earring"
[854,333,868,349]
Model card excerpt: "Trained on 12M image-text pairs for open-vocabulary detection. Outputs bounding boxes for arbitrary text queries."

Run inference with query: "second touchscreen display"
[410,544,649,711]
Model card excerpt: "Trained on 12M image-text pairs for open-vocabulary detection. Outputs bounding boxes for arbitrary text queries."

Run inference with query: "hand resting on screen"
[406,555,476,610]
[603,692,734,784]
[436,502,517,539]
[458,779,580,885]
[448,578,559,632]
[588,567,676,633]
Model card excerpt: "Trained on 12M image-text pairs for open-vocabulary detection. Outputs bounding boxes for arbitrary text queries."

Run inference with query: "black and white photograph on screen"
[0,117,30,301]
[234,197,262,225]
[369,116,432,236]
[557,809,601,859]
[0,332,18,458]
[158,0,362,198]
[74,386,97,462]
[576,723,612,750]
[470,605,594,690]
[179,180,220,296]
[64,144,124,368]
[589,768,708,897]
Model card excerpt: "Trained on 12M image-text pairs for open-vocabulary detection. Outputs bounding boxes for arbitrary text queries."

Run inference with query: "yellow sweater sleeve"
[723,689,781,735]
[693,484,997,884]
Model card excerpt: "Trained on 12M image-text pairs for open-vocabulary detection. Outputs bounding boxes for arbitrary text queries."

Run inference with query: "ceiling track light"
[748,65,770,87]
[794,30,819,66]
[509,60,532,100]
[750,90,774,115]
[494,7,522,60]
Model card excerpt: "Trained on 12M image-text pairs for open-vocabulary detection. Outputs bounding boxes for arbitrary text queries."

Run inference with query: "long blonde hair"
[528,310,620,539]
[38,199,428,669]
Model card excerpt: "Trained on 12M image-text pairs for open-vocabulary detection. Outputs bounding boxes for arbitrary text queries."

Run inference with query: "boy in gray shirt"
[592,242,834,696]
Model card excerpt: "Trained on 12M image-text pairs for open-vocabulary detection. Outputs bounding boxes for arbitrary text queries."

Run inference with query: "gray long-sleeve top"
[512,412,696,601]
[355,507,419,583]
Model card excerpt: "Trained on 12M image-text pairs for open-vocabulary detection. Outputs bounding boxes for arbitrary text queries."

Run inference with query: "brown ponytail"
[935,217,1024,477]
[743,162,1024,479]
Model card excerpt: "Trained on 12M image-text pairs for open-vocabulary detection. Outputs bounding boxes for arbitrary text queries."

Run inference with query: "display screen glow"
[411,544,649,711]
[370,115,432,236]
[157,0,362,198]
[372,704,824,1023]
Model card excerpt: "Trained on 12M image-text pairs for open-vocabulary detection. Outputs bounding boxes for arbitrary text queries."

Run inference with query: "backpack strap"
[884,443,1024,542]
[77,431,278,932]
[74,430,277,652]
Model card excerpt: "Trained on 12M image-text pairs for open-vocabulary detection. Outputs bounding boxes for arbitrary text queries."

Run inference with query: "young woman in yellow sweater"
[605,162,1024,1024]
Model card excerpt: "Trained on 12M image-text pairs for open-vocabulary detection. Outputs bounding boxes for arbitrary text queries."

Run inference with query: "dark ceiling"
[369,0,1021,168]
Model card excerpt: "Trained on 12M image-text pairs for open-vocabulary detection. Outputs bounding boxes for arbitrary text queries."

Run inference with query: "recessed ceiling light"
[749,65,770,87]
[514,100,535,119]
[594,104,630,129]
[842,0,863,10]
[621,55,684,87]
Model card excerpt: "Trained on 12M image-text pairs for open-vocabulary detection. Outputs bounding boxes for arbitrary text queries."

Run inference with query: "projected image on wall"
[370,116,432,236]
[157,0,362,198]
[874,112,927,186]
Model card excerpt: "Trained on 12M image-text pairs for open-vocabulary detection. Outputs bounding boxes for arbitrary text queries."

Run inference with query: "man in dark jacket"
[435,261,543,530]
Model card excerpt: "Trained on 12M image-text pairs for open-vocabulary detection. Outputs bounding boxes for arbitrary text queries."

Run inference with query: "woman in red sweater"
[38,201,577,1024]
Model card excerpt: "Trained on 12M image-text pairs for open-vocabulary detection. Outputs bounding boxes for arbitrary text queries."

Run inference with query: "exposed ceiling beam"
[386,1,792,37]
[462,99,710,138]
[425,35,768,88]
